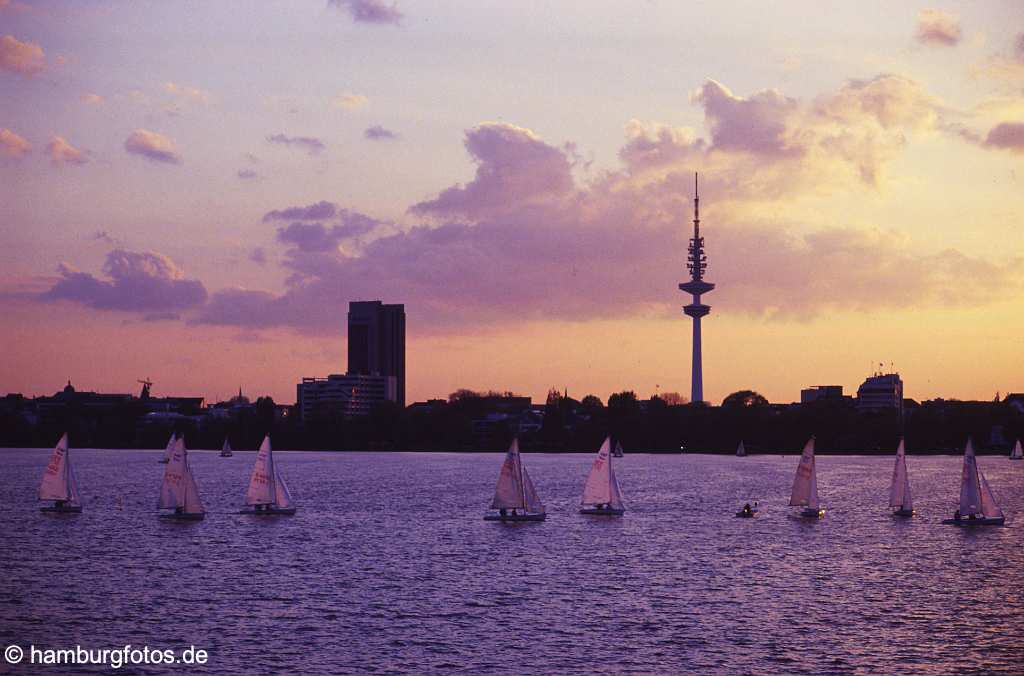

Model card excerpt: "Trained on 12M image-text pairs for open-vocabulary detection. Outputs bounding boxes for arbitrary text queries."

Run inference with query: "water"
[2,449,1022,673]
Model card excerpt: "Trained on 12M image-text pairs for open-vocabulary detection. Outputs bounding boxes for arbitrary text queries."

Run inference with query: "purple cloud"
[124,129,181,164]
[364,125,399,141]
[249,247,267,265]
[916,9,961,47]
[267,133,326,155]
[985,122,1024,153]
[263,200,338,222]
[276,210,381,252]
[692,80,799,156]
[42,249,207,312]
[237,168,258,180]
[328,0,401,25]
[411,123,575,220]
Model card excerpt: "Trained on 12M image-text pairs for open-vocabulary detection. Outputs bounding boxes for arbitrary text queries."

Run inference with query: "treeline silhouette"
[3,388,1021,454]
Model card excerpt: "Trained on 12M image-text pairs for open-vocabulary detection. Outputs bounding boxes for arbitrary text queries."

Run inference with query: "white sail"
[520,462,545,514]
[246,435,277,506]
[612,441,624,457]
[736,441,746,457]
[888,439,913,511]
[182,449,205,514]
[608,460,625,510]
[1012,440,1023,460]
[959,439,983,515]
[491,439,525,509]
[581,437,613,506]
[39,433,79,505]
[789,437,819,509]
[222,439,232,454]
[979,472,1004,519]
[158,436,187,509]
[162,432,176,462]
[275,474,294,510]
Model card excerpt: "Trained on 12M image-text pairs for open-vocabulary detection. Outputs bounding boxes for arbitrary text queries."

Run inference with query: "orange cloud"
[124,129,181,164]
[916,9,961,47]
[0,34,45,76]
[0,127,31,157]
[46,136,88,166]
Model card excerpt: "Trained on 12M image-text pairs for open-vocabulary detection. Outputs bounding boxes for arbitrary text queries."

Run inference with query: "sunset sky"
[2,1,1023,406]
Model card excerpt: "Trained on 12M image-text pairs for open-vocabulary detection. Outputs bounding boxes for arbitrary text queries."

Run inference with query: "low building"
[800,385,846,405]
[297,373,397,421]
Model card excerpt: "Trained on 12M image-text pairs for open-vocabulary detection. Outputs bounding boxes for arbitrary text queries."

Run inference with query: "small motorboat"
[735,502,760,518]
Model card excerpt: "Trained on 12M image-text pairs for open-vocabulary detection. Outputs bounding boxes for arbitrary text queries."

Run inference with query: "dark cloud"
[266,133,326,155]
[328,0,401,25]
[916,9,961,47]
[249,247,267,265]
[364,125,399,141]
[263,200,338,222]
[42,249,207,313]
[237,168,258,180]
[92,230,114,244]
[692,80,798,156]
[984,122,1024,152]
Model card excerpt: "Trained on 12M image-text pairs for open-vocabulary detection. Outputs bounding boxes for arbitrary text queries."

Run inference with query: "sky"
[1,0,1023,406]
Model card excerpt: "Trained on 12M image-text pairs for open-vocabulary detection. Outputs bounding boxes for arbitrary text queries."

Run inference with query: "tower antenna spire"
[679,171,714,403]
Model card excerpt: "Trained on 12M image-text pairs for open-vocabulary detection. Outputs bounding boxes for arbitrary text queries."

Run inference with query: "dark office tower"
[347,301,406,406]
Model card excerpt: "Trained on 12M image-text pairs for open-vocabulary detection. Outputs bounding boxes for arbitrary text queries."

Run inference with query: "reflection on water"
[2,449,1022,673]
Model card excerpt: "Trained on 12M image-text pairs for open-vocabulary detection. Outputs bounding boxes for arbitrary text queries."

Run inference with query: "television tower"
[678,173,714,403]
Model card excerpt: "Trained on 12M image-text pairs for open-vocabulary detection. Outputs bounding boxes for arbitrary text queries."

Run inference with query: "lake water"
[1,449,1022,673]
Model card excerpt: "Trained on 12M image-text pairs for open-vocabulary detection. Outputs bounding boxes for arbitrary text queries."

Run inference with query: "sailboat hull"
[158,459,169,464]
[941,516,1005,526]
[892,508,915,517]
[483,513,546,522]
[40,504,82,513]
[239,507,296,516]
[159,512,205,521]
[799,508,825,518]
[579,507,625,516]
[219,452,233,457]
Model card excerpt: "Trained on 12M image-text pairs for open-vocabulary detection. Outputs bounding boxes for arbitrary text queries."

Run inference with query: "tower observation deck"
[678,173,714,403]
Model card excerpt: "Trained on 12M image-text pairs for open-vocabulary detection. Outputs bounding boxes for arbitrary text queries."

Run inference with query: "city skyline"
[2,2,1024,406]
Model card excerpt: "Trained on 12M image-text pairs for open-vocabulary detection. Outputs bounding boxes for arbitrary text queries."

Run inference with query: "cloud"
[916,9,961,47]
[237,168,259,180]
[0,34,45,76]
[0,127,31,158]
[163,81,210,103]
[364,125,398,141]
[249,248,267,265]
[263,200,338,222]
[42,250,207,313]
[275,210,381,252]
[92,231,115,244]
[46,136,88,166]
[124,129,181,164]
[333,93,368,109]
[328,0,402,25]
[984,122,1024,153]
[81,93,104,106]
[267,133,326,155]
[410,122,575,219]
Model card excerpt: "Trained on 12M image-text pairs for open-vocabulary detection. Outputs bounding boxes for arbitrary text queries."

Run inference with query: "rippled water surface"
[2,449,1023,673]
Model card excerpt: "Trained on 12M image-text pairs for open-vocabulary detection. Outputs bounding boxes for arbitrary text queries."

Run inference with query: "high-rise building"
[347,301,406,407]
[678,173,714,403]
[857,372,903,415]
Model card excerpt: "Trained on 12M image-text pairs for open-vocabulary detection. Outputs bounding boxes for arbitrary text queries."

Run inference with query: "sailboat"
[39,433,82,513]
[484,438,546,521]
[736,441,746,457]
[241,435,296,515]
[579,436,626,516]
[219,438,233,458]
[612,440,624,458]
[942,439,1005,526]
[888,438,915,517]
[789,437,824,518]
[158,432,176,464]
[1011,439,1022,461]
[157,436,205,520]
